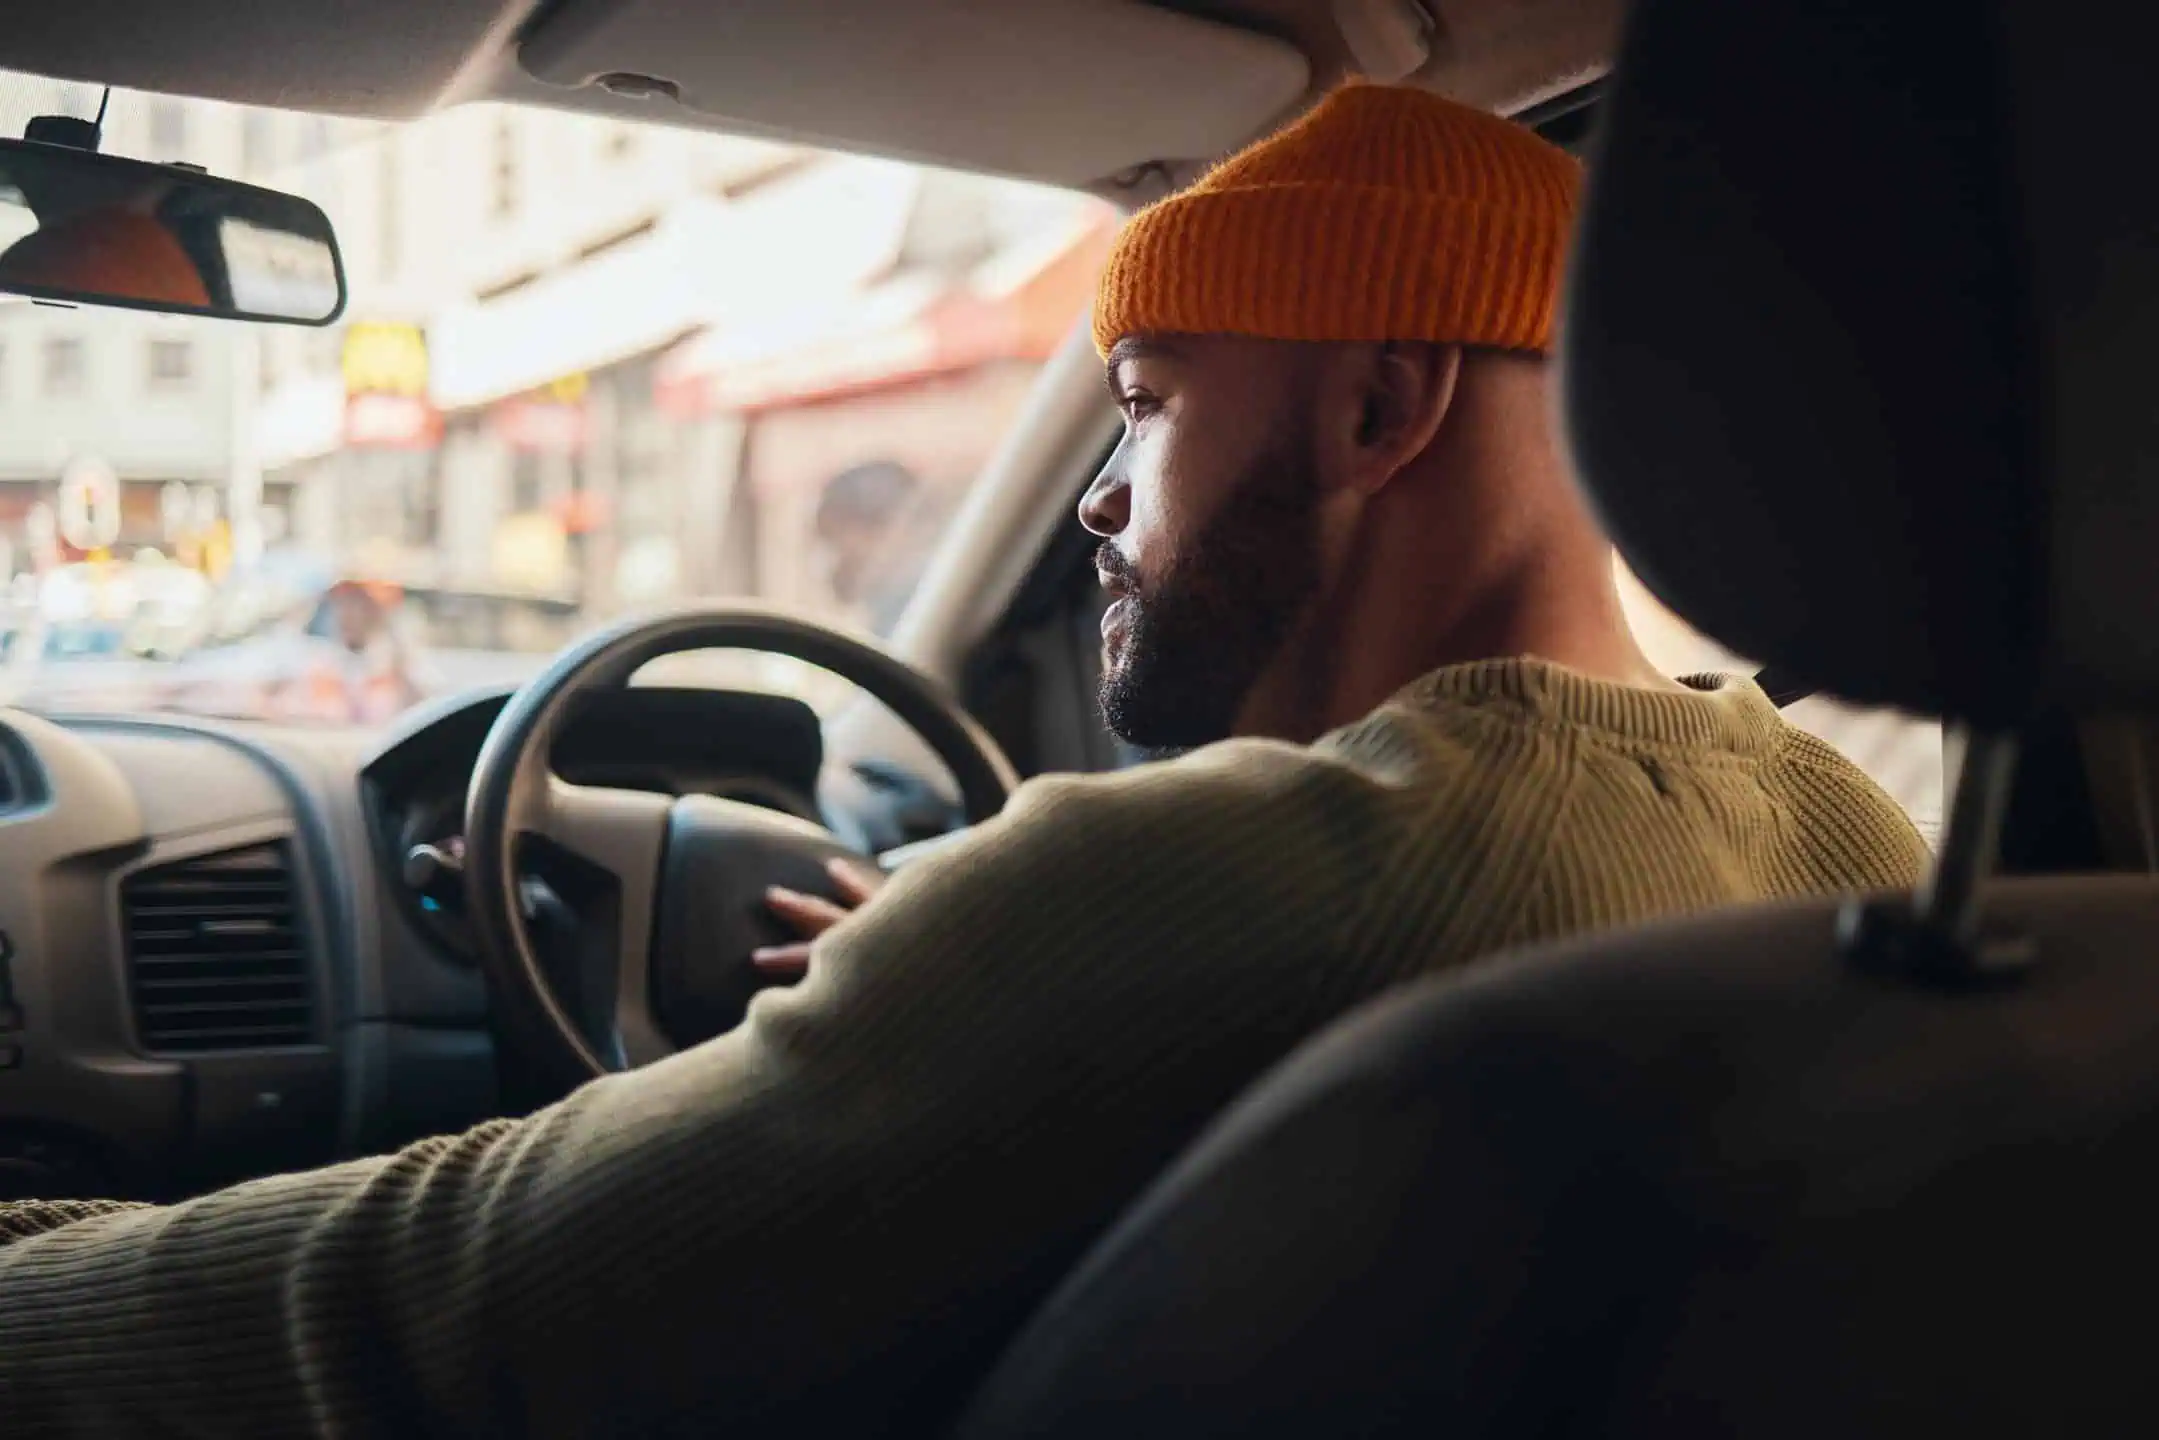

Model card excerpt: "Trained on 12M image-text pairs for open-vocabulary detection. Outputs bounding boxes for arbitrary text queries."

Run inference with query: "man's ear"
[1349,342,1460,494]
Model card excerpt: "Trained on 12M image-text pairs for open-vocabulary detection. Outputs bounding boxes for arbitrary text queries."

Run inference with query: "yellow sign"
[201,520,234,581]
[341,322,429,398]
[538,372,588,406]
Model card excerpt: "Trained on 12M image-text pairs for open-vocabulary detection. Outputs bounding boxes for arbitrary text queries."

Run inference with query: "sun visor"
[516,0,1312,189]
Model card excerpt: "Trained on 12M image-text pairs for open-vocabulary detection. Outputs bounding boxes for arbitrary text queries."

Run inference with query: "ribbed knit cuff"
[1093,183,1570,357]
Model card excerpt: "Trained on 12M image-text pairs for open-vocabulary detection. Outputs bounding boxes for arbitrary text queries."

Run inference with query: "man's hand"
[754,857,886,977]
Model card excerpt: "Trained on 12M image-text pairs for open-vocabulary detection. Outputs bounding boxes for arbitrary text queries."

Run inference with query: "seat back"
[956,883,2159,1438]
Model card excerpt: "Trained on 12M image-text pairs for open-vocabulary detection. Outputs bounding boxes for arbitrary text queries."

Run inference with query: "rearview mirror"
[0,136,345,326]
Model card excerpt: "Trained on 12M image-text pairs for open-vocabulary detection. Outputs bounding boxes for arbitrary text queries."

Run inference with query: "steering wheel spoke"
[518,777,674,1069]
[524,775,669,884]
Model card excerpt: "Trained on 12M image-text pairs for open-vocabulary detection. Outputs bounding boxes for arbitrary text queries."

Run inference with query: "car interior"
[0,0,1636,1194]
[1,0,2152,1430]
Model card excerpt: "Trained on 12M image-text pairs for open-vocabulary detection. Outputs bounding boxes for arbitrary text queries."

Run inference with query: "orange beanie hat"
[1093,83,1581,357]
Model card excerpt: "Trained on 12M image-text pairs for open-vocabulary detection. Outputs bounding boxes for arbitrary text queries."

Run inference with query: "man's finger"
[826,858,886,907]
[765,886,852,935]
[750,943,812,976]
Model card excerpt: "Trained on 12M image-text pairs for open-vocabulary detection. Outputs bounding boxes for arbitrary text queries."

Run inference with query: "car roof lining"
[0,0,1620,191]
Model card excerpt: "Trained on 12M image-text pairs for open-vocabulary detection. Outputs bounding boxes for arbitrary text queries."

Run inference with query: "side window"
[1615,561,1945,848]
[146,338,194,391]
[42,335,86,397]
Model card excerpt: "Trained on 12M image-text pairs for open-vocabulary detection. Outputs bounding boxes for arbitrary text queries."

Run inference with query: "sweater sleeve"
[0,743,1435,1438]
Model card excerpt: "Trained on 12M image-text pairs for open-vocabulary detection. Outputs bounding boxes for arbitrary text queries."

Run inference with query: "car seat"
[948,0,2159,1434]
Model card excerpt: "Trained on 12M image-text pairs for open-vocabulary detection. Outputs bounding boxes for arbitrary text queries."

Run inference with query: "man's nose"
[1078,456,1129,538]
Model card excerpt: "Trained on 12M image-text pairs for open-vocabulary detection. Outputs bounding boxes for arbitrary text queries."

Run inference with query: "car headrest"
[1561,0,2159,727]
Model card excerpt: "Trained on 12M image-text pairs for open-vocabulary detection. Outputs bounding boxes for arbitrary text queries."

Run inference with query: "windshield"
[0,73,1111,724]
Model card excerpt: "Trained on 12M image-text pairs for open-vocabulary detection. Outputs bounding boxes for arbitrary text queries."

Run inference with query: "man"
[267,579,426,723]
[0,85,1927,1436]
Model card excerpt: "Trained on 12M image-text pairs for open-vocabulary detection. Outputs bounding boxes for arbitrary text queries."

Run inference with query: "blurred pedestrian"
[270,579,422,723]
[813,461,926,636]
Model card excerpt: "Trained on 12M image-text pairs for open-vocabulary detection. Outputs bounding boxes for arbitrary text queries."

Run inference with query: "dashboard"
[0,684,847,1202]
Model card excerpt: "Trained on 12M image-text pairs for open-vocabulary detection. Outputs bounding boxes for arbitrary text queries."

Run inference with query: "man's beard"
[1098,426,1322,750]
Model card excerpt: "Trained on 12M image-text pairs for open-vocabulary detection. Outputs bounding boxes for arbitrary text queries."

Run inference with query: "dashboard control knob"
[403,842,466,910]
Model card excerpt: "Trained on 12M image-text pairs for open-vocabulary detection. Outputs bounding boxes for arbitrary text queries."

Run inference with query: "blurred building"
[241,99,1110,634]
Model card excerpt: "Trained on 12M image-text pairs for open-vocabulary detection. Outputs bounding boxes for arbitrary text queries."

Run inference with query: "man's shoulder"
[993,742,1333,840]
[1010,711,1487,829]
[844,719,1504,995]
[1765,724,1934,868]
[914,714,1503,910]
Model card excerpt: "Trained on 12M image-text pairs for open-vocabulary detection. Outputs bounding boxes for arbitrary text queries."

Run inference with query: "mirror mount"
[22,87,110,154]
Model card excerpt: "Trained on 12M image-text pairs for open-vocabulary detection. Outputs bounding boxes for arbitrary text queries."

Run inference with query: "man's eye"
[1119,391,1162,420]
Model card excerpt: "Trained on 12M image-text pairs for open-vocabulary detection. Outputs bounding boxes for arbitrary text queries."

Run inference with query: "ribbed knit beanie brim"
[1093,83,1582,357]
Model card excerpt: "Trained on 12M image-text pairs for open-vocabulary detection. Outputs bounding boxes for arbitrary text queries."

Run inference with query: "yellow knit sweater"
[0,659,1926,1437]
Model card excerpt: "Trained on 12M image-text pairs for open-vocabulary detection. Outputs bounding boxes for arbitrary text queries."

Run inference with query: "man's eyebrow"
[1105,336,1179,390]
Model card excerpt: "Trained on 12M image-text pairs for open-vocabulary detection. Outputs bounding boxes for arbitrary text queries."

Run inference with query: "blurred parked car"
[0,556,212,710]
[147,572,583,723]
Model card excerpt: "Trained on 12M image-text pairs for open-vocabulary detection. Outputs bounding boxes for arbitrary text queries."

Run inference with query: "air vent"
[121,844,314,1054]
[0,732,38,814]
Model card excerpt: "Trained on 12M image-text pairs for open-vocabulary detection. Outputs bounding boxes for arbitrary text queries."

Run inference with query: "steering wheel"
[463,604,1018,1090]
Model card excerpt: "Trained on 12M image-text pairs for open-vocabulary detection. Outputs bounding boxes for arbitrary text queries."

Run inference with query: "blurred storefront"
[656,206,1113,635]
[423,350,746,617]
[250,135,1110,633]
[255,319,443,589]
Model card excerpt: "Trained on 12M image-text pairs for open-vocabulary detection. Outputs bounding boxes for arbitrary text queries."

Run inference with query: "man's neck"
[1234,356,1683,745]
[1236,536,1677,745]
